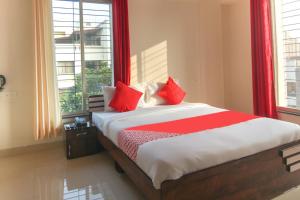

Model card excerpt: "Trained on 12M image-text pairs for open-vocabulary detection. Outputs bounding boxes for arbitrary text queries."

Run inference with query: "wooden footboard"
[281,144,300,173]
[97,129,300,200]
[161,141,300,200]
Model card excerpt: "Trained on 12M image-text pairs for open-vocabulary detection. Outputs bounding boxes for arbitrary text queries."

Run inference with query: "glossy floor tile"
[0,143,144,200]
[0,143,300,200]
[274,186,300,200]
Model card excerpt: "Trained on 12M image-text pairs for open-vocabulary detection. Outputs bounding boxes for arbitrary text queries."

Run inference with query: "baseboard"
[0,141,64,158]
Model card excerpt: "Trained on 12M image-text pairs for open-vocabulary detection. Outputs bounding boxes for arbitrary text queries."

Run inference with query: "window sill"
[277,106,300,117]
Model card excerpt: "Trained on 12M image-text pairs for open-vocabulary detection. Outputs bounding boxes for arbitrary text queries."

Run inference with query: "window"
[273,0,300,110]
[52,0,113,115]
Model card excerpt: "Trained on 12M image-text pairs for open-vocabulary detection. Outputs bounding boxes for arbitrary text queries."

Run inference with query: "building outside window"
[52,0,113,115]
[272,0,300,110]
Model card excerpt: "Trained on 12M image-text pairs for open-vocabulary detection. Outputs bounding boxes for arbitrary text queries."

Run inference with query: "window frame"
[271,0,300,115]
[52,0,114,117]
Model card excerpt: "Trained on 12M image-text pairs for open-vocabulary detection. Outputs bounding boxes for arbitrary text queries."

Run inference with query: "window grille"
[52,0,113,115]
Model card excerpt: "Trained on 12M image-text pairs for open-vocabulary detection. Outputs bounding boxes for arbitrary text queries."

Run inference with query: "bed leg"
[115,161,125,174]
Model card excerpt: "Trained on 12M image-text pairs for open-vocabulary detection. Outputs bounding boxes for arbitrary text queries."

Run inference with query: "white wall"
[0,0,61,150]
[0,0,34,149]
[221,0,253,114]
[129,0,224,106]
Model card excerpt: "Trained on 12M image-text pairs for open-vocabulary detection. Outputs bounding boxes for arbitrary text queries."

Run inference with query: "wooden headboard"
[88,95,105,120]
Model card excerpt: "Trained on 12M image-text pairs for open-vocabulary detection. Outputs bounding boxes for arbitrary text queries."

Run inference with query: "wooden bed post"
[88,95,105,122]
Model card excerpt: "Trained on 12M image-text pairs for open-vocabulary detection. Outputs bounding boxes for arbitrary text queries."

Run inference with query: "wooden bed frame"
[89,95,300,200]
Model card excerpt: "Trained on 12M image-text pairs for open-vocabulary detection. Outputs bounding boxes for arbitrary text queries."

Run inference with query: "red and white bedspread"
[118,111,260,161]
[92,103,300,189]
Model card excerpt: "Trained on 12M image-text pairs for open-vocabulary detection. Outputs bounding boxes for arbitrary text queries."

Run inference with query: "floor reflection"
[0,143,144,200]
[63,179,104,200]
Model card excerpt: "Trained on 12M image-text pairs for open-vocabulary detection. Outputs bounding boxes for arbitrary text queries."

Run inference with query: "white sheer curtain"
[33,0,61,139]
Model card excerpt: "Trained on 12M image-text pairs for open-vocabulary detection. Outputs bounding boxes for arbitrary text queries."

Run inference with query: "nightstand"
[64,122,103,159]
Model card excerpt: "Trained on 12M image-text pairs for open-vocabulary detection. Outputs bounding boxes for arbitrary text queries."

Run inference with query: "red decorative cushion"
[109,81,143,112]
[157,77,186,105]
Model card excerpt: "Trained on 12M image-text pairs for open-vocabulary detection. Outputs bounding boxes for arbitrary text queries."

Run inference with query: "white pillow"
[145,82,166,106]
[103,84,146,112]
[131,83,147,107]
[103,86,115,112]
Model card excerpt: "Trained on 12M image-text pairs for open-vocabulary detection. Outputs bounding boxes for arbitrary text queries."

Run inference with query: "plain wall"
[0,0,62,150]
[0,0,225,150]
[129,0,224,106]
[221,0,253,114]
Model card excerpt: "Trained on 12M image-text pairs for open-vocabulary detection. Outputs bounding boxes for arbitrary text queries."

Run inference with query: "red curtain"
[112,0,131,86]
[250,0,278,118]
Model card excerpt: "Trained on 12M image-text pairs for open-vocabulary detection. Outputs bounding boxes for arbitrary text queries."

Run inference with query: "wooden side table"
[64,122,103,159]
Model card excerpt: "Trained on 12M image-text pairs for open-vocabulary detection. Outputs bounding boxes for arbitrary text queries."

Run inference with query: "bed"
[89,95,300,200]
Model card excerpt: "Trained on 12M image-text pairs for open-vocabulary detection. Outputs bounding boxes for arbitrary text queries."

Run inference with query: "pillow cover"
[103,86,115,112]
[145,82,166,106]
[157,77,186,105]
[103,83,146,112]
[131,83,147,107]
[109,81,143,112]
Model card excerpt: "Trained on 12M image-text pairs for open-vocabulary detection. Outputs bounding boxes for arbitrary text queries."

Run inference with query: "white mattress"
[92,103,300,189]
[92,111,120,132]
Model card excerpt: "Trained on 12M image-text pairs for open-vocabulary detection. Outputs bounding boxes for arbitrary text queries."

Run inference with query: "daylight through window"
[52,0,113,115]
[273,0,300,110]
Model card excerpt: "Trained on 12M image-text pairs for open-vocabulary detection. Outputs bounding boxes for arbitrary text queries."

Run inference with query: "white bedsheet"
[92,103,300,189]
[92,111,120,132]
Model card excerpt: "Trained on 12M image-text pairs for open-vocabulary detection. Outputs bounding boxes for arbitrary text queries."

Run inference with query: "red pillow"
[109,81,143,112]
[157,77,186,105]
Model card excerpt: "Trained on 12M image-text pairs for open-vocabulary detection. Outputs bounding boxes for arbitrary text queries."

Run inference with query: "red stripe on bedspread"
[126,111,259,134]
[118,111,259,160]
